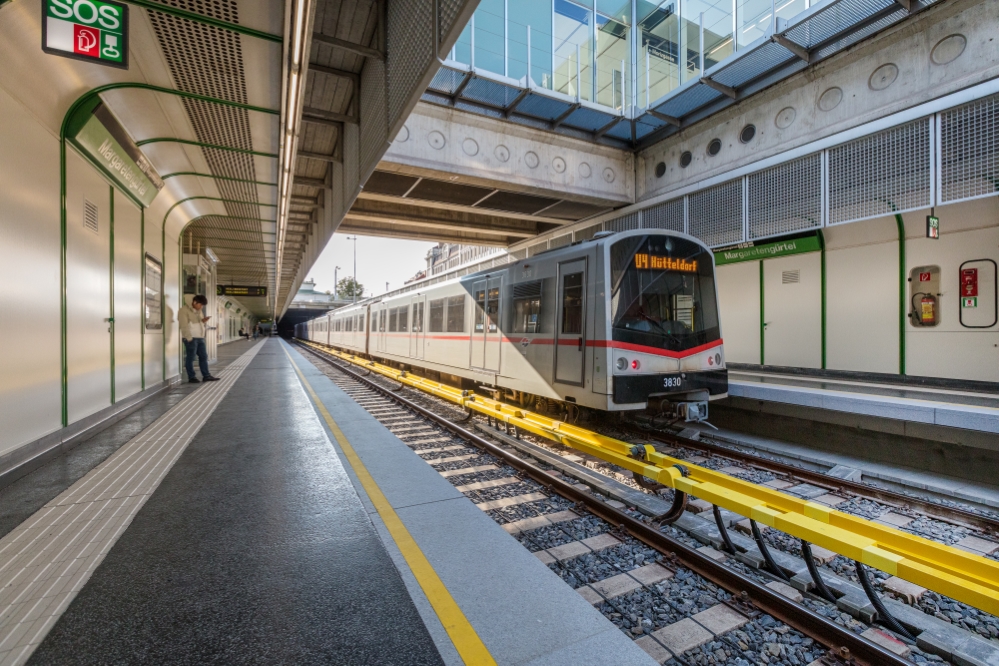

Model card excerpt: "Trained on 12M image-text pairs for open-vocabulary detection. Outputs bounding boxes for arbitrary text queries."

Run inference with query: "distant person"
[179,295,219,384]
[253,324,261,340]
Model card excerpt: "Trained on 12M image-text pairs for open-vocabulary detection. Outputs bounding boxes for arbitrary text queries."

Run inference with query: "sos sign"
[42,0,128,69]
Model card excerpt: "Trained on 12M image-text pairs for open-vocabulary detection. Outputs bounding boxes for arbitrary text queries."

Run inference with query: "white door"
[554,259,586,385]
[484,277,501,371]
[763,253,821,368]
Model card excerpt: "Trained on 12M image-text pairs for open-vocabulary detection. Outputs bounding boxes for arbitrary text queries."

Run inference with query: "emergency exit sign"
[42,0,128,69]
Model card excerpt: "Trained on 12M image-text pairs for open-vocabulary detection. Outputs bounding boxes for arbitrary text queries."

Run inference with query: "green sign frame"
[67,100,163,207]
[42,0,129,69]
[714,233,822,265]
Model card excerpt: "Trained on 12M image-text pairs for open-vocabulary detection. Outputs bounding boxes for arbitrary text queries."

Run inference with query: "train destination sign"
[42,0,129,69]
[68,101,163,207]
[633,254,698,272]
[217,285,268,297]
[714,233,822,265]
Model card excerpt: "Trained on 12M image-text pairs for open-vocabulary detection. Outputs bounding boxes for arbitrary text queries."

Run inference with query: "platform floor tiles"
[0,339,656,665]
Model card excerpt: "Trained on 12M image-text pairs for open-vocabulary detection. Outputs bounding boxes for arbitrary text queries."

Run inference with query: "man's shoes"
[188,377,201,384]
[203,376,221,382]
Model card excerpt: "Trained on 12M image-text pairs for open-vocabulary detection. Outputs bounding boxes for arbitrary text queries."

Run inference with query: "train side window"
[379,310,386,332]
[474,288,486,333]
[413,302,424,332]
[446,295,465,332]
[389,308,398,332]
[561,272,584,334]
[399,306,409,332]
[359,315,364,332]
[429,298,445,332]
[512,280,543,334]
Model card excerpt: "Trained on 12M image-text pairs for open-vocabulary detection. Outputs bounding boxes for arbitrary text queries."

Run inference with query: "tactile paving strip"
[0,342,264,666]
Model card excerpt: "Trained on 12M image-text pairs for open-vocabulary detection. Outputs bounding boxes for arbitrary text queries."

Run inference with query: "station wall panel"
[716,262,760,364]
[164,232,180,381]
[66,150,112,424]
[0,83,61,459]
[825,240,898,374]
[143,213,164,387]
[114,191,143,401]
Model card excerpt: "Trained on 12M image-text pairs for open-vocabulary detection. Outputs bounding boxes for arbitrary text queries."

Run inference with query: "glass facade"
[450,0,812,112]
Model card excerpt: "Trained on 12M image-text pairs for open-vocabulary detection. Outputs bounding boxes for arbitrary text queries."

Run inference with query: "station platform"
[0,338,653,666]
[727,367,999,435]
[710,366,999,491]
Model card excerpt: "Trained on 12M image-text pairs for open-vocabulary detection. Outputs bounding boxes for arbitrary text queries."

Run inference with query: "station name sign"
[42,0,129,69]
[218,285,268,297]
[714,233,822,265]
[633,254,698,273]
[68,101,163,207]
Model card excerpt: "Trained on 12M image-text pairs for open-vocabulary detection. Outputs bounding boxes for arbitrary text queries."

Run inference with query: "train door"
[554,259,586,386]
[410,296,425,359]
[470,277,502,371]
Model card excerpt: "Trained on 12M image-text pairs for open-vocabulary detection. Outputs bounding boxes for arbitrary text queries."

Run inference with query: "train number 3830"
[663,376,683,388]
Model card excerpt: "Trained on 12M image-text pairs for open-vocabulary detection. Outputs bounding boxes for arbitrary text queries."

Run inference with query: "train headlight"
[615,357,627,371]
[631,360,640,370]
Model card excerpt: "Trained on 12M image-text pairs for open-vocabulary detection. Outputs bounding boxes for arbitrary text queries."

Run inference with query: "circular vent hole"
[707,138,722,156]
[655,162,666,178]
[679,151,692,168]
[740,124,756,143]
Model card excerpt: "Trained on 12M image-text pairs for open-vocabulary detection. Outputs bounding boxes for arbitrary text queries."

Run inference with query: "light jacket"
[179,304,207,340]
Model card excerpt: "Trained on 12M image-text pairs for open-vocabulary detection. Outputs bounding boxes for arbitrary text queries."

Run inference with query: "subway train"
[296,230,728,421]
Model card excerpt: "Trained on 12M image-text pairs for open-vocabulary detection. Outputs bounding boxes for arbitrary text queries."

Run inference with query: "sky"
[306,233,438,298]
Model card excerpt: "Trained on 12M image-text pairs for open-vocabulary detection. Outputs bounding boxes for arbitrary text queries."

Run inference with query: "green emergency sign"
[42,0,129,69]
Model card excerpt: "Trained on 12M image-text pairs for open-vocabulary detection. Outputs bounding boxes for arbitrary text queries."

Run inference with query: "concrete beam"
[355,191,570,225]
[303,106,357,125]
[344,208,538,238]
[311,33,384,60]
[702,78,738,99]
[337,220,514,246]
[308,63,360,87]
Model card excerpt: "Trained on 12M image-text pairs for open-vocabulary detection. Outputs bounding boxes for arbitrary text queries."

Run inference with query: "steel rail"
[296,340,999,615]
[624,423,999,535]
[296,341,911,666]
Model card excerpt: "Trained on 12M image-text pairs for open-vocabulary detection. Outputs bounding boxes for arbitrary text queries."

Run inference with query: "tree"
[336,276,364,300]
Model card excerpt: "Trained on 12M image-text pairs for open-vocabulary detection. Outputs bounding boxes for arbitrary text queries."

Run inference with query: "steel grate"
[748,153,822,240]
[688,180,744,247]
[527,240,549,256]
[642,198,684,232]
[573,224,603,242]
[829,118,931,225]
[360,58,388,176]
[548,234,572,249]
[605,213,640,233]
[940,94,999,204]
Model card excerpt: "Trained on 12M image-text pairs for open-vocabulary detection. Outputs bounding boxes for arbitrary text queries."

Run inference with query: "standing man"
[179,295,220,384]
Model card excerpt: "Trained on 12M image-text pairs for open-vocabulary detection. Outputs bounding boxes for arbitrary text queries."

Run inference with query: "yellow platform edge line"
[300,342,999,615]
[283,346,497,666]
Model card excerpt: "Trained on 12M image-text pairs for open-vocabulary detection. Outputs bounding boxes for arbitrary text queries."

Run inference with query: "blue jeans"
[184,338,210,379]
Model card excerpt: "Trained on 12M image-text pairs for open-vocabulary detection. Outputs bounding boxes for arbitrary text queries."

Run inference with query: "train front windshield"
[609,235,720,352]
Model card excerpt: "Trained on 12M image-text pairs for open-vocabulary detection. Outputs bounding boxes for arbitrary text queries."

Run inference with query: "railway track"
[618,420,999,536]
[298,341,920,666]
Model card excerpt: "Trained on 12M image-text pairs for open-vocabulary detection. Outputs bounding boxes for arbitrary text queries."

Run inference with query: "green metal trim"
[759,260,765,366]
[109,186,116,405]
[137,137,279,159]
[59,83,280,423]
[123,0,282,43]
[895,213,906,375]
[161,172,279,187]
[817,229,826,370]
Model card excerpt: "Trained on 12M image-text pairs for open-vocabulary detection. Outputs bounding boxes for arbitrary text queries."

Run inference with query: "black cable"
[751,519,790,582]
[801,541,838,603]
[854,561,917,642]
[713,504,736,554]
